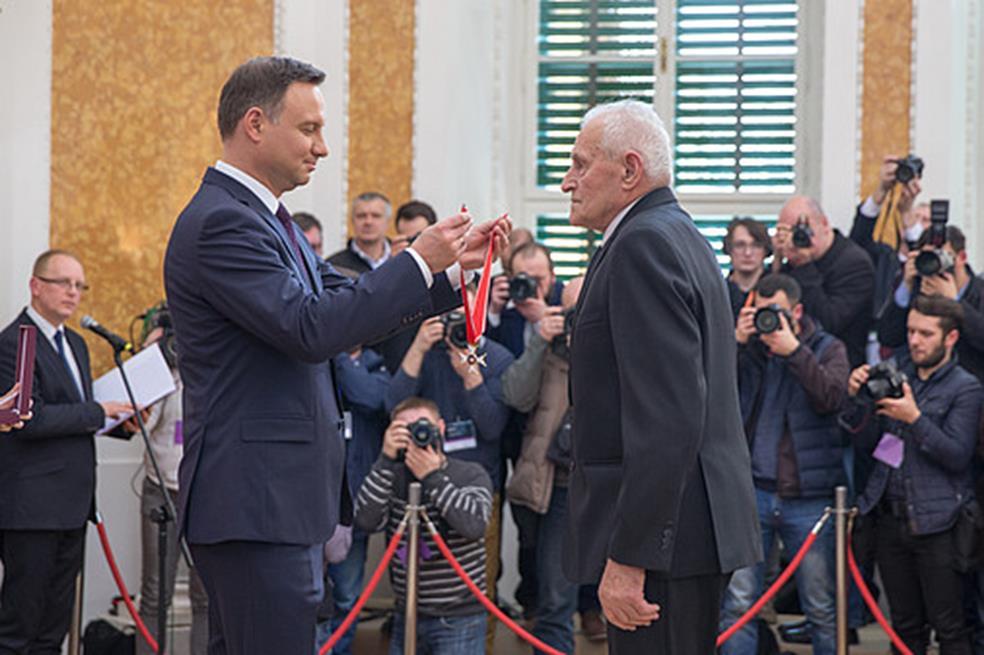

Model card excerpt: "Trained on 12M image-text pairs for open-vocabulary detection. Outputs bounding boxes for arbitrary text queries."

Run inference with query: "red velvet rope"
[95,518,159,653]
[422,513,566,655]
[847,528,914,655]
[716,509,831,646]
[318,520,408,655]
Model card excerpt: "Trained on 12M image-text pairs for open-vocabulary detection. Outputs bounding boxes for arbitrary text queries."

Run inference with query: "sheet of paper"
[92,343,176,434]
[873,432,904,469]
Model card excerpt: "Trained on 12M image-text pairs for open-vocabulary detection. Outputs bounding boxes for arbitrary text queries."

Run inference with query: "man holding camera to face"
[842,295,983,655]
[877,215,984,383]
[773,197,875,367]
[720,273,849,655]
[354,397,493,655]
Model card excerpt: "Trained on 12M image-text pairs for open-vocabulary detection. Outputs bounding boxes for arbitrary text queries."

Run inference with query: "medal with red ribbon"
[457,205,500,373]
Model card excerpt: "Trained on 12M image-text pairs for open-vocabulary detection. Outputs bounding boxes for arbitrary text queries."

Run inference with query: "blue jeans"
[315,532,368,655]
[532,486,578,654]
[388,612,486,655]
[719,489,836,655]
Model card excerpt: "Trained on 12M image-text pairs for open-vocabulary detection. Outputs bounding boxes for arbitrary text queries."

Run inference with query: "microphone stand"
[111,346,193,655]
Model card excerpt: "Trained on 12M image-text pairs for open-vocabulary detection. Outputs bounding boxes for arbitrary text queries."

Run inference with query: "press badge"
[444,419,477,453]
[873,432,904,469]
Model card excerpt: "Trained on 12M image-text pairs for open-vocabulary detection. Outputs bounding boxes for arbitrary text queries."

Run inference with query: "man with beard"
[843,294,983,655]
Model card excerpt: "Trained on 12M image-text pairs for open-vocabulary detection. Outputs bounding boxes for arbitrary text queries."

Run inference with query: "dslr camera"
[895,154,925,184]
[397,417,442,461]
[754,304,793,335]
[407,418,441,449]
[915,200,954,277]
[140,301,178,368]
[440,310,469,349]
[509,273,539,302]
[859,360,907,403]
[791,216,814,249]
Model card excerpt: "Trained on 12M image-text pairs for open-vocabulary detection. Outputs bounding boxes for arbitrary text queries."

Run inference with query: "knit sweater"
[354,455,492,617]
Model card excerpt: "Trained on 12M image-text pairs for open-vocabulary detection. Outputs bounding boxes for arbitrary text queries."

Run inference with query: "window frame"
[517,0,825,234]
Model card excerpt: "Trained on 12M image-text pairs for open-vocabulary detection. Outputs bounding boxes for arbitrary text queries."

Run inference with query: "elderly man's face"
[561,120,626,232]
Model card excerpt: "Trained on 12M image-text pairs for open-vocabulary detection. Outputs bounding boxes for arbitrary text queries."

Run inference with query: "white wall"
[912,0,982,261]
[278,0,350,254]
[0,0,52,324]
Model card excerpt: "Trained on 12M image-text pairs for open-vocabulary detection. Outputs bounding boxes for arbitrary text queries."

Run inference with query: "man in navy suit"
[164,57,506,655]
[561,100,761,654]
[0,250,133,653]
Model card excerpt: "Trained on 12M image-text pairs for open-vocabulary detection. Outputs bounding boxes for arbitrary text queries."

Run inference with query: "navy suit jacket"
[164,168,458,545]
[0,311,106,530]
[564,186,761,582]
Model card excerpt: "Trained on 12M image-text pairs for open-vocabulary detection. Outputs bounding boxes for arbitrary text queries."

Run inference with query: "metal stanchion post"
[835,486,848,655]
[67,566,84,655]
[404,482,422,655]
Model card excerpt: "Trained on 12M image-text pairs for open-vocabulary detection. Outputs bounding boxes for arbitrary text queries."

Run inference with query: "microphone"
[81,315,132,353]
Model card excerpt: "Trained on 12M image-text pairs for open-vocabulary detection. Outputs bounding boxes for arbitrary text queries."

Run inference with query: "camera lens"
[407,419,438,448]
[754,307,781,334]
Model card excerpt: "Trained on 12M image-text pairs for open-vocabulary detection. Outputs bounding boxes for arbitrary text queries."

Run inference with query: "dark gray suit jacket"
[0,311,106,530]
[164,168,458,546]
[564,186,761,582]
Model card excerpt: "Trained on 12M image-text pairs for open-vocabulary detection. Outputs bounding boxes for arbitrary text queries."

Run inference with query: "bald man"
[773,196,874,367]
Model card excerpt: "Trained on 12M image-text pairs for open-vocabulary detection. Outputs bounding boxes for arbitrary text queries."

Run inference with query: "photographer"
[773,196,875,367]
[354,397,493,655]
[486,242,563,622]
[848,154,925,317]
[877,224,984,382]
[499,277,583,652]
[724,217,770,319]
[720,274,849,655]
[134,311,208,655]
[386,306,513,617]
[842,295,983,655]
[316,344,391,655]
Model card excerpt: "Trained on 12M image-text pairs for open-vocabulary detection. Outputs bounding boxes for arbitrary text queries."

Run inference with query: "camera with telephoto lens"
[791,216,814,249]
[509,273,539,302]
[860,360,907,403]
[895,154,925,184]
[407,418,440,449]
[440,310,469,349]
[915,200,954,277]
[754,304,793,335]
[550,308,577,360]
[140,302,178,368]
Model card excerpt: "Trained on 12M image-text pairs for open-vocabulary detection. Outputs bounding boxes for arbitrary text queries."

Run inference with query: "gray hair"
[582,100,672,184]
[351,191,392,219]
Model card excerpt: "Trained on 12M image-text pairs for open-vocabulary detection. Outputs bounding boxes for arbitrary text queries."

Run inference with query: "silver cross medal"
[459,343,487,374]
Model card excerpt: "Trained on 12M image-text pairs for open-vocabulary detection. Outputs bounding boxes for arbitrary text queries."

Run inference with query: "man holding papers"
[0,249,133,653]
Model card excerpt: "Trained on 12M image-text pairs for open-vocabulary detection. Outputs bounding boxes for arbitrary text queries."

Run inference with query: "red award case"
[0,325,37,423]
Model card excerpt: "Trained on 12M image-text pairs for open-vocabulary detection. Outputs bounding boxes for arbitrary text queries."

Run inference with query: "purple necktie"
[276,204,310,281]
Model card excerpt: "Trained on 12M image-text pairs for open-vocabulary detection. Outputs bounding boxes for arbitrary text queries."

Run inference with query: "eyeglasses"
[35,276,90,293]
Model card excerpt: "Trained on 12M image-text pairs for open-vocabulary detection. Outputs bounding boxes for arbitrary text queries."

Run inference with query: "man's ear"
[946,328,960,350]
[792,303,804,323]
[241,106,266,144]
[621,151,645,189]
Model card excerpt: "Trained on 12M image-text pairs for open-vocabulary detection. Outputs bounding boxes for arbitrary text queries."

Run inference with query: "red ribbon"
[458,205,499,345]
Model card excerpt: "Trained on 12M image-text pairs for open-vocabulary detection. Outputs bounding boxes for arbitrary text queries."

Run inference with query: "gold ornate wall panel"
[860,0,912,198]
[51,0,273,374]
[347,0,415,235]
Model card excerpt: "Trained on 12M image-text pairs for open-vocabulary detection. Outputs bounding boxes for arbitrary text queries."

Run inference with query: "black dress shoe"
[778,620,858,645]
[778,619,810,644]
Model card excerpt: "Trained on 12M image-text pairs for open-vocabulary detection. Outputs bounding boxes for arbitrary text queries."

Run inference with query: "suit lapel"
[204,168,313,293]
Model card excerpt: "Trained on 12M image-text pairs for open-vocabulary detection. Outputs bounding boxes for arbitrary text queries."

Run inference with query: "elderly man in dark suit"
[561,100,761,654]
[164,56,507,655]
[0,249,133,653]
